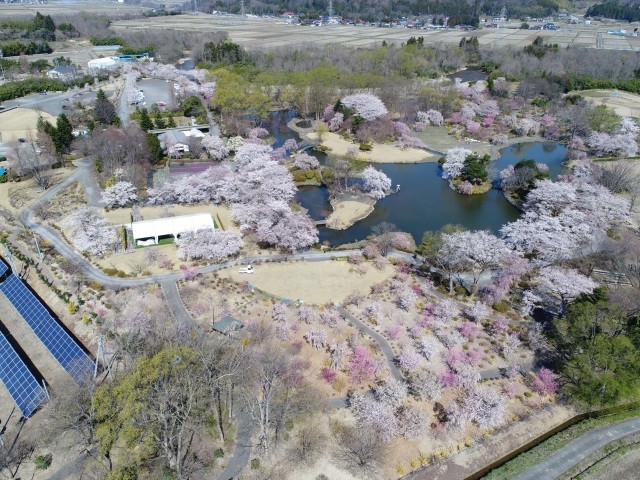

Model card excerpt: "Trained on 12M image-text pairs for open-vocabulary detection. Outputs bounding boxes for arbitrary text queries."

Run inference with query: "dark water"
[175,58,195,70]
[278,111,568,246]
[446,68,488,83]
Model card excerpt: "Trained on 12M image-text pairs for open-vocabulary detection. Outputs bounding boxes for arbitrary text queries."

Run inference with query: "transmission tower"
[240,0,245,16]
[329,0,333,18]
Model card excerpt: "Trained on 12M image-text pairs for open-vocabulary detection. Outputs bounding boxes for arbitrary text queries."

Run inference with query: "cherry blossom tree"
[147,165,233,205]
[293,152,319,171]
[349,346,378,383]
[525,266,597,316]
[349,392,399,439]
[397,347,421,371]
[417,110,444,126]
[457,181,474,195]
[176,230,242,261]
[101,181,137,208]
[399,406,430,438]
[465,302,491,322]
[410,370,443,401]
[375,379,407,407]
[360,166,392,200]
[201,134,229,160]
[330,341,349,370]
[248,127,269,139]
[328,112,344,131]
[529,368,559,396]
[340,93,388,121]
[61,207,116,257]
[297,306,316,324]
[442,148,472,180]
[420,335,443,360]
[441,230,510,294]
[305,329,328,350]
[456,386,507,429]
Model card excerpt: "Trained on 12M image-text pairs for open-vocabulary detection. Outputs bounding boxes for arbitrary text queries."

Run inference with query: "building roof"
[160,129,189,146]
[88,57,118,68]
[212,315,244,334]
[130,213,215,241]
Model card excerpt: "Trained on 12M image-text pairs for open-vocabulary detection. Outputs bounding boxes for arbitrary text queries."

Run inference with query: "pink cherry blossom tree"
[417,109,444,126]
[349,346,378,383]
[530,368,559,396]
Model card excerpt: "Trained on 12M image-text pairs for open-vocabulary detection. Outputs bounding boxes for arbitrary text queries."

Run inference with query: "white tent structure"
[130,213,215,245]
[88,57,119,71]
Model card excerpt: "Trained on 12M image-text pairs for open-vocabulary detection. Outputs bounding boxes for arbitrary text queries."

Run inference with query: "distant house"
[46,65,77,80]
[212,315,244,335]
[159,130,190,156]
[159,128,205,157]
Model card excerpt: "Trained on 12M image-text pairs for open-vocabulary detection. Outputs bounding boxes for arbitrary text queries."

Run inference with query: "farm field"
[570,89,640,118]
[113,14,640,51]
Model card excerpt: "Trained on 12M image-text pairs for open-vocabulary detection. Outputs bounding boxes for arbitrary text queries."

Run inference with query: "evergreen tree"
[146,133,164,164]
[54,113,73,154]
[94,89,118,125]
[139,108,154,131]
[167,115,176,128]
[154,112,166,130]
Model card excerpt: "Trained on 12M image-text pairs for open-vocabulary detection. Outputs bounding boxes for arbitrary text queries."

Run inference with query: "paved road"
[74,158,102,206]
[337,306,404,382]
[515,417,640,480]
[160,280,194,325]
[217,406,254,480]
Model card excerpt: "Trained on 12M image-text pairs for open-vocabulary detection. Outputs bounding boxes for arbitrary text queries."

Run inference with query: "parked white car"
[238,265,254,274]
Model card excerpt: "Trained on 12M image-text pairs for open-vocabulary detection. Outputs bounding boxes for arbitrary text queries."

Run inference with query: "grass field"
[0,108,56,143]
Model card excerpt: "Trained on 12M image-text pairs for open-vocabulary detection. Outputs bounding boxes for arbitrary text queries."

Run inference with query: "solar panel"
[0,274,94,385]
[0,331,46,417]
[0,259,7,277]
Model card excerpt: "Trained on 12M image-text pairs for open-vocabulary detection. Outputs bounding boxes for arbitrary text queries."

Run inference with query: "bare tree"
[7,139,55,191]
[337,425,385,477]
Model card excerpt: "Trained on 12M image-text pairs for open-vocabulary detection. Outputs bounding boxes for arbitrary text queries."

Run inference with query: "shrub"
[492,301,510,312]
[359,142,373,151]
[34,454,52,470]
[250,458,260,469]
[214,448,224,458]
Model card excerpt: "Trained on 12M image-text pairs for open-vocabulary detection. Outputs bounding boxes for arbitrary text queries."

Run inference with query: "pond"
[268,112,568,246]
[175,58,195,70]
[446,68,489,83]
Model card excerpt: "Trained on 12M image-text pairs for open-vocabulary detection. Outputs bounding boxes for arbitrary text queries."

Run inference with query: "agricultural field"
[571,89,640,118]
[113,14,640,51]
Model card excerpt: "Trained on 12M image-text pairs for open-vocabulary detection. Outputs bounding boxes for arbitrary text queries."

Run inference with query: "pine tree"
[154,112,166,130]
[54,113,73,154]
[139,108,154,131]
[167,116,176,128]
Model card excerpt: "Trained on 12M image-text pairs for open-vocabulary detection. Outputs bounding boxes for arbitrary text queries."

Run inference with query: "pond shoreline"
[325,195,377,230]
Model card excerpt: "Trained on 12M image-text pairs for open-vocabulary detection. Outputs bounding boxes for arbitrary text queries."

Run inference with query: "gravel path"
[515,417,640,480]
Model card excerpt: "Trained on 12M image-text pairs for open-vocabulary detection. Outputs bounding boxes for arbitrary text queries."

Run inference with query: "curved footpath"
[514,417,640,480]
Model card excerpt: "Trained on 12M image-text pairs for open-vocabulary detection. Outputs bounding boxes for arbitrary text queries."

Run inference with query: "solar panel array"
[0,260,7,276]
[0,274,94,385]
[0,330,46,417]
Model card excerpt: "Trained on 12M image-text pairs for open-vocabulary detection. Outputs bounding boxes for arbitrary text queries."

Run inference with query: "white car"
[238,265,254,274]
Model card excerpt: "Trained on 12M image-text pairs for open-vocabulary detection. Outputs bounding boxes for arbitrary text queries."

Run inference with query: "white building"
[130,213,215,246]
[87,57,119,71]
